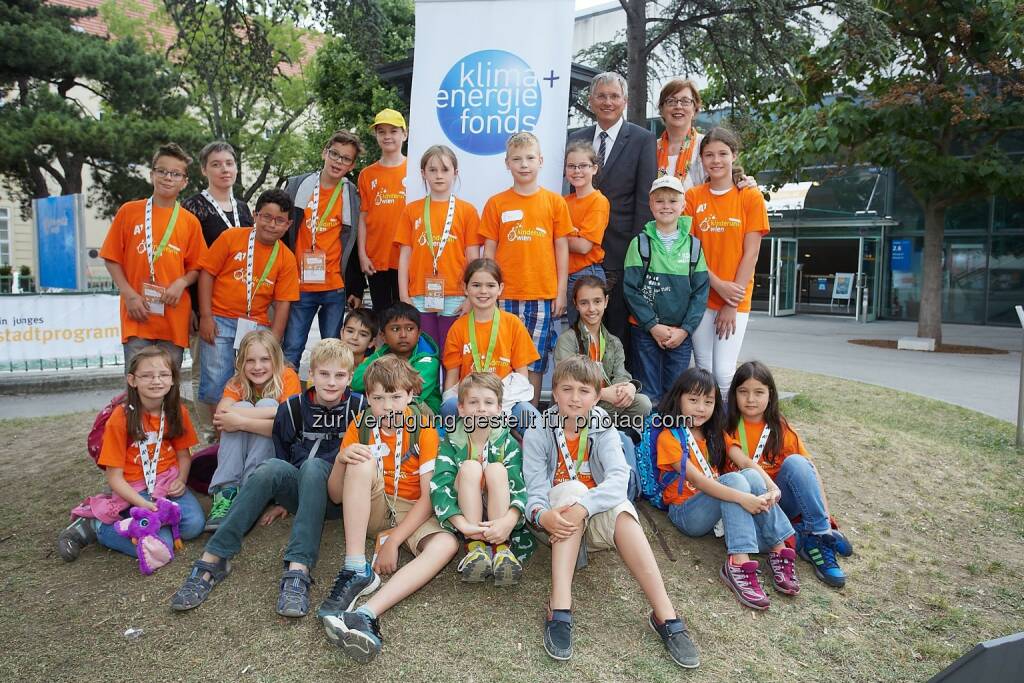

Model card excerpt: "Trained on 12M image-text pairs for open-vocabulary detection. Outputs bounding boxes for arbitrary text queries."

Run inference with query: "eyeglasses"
[134,372,173,382]
[257,212,290,227]
[663,97,696,108]
[152,168,186,180]
[593,93,623,103]
[325,149,356,165]
[565,163,595,172]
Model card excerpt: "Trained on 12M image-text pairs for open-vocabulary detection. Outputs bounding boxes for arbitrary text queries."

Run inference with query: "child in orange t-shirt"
[480,132,573,404]
[357,109,409,319]
[100,143,206,369]
[396,144,480,350]
[563,140,609,326]
[685,127,770,398]
[197,189,300,407]
[58,346,204,569]
[440,259,540,433]
[657,368,797,611]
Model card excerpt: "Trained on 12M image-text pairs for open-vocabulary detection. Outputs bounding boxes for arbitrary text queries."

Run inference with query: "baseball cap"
[649,175,685,195]
[370,109,407,130]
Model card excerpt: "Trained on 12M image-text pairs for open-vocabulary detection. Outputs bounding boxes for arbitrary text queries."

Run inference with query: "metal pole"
[1016,305,1024,449]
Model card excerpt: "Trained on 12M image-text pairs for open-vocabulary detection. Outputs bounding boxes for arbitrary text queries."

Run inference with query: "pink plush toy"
[114,498,182,575]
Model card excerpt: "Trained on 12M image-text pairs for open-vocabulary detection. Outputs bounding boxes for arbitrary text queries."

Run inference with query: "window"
[0,207,10,266]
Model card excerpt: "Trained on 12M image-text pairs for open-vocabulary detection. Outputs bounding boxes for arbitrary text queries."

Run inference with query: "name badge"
[371,530,391,568]
[424,277,445,312]
[579,461,591,475]
[370,443,390,460]
[501,209,524,223]
[301,250,326,283]
[233,318,260,350]
[142,282,166,316]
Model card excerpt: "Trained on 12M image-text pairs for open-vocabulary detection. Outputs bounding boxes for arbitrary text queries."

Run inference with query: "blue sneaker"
[323,610,383,663]
[316,564,380,620]
[798,532,846,588]
[831,528,854,557]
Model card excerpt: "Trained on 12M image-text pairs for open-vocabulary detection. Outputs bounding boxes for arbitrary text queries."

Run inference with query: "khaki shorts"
[546,480,639,552]
[366,463,448,556]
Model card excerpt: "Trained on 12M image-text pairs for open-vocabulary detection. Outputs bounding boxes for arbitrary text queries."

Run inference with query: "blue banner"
[890,238,912,272]
[35,194,79,289]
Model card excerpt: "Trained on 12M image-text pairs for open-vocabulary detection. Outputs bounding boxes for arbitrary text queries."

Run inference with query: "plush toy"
[114,498,182,575]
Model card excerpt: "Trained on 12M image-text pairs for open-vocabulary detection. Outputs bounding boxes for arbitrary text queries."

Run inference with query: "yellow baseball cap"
[370,109,407,130]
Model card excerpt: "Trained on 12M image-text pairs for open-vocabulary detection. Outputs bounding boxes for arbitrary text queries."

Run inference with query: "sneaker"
[204,487,237,532]
[456,543,492,583]
[276,569,312,618]
[831,528,854,557]
[491,547,523,587]
[323,610,383,663]
[768,548,801,595]
[169,558,231,611]
[798,532,847,588]
[316,565,381,620]
[544,608,573,661]
[720,560,770,610]
[57,517,97,562]
[649,612,700,669]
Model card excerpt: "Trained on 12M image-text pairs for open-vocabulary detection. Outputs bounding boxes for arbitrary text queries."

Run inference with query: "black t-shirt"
[181,192,255,314]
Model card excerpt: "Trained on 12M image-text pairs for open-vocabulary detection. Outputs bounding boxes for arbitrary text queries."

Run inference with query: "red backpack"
[87,392,127,467]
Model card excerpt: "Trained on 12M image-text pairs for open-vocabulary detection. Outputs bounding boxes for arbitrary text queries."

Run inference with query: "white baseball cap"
[649,175,685,195]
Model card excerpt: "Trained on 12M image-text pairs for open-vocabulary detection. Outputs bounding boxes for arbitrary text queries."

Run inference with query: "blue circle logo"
[435,49,542,156]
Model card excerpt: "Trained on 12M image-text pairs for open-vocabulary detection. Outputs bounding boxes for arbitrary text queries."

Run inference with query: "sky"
[575,0,614,9]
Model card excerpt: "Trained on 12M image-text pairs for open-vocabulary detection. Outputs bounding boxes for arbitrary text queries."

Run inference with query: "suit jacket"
[567,121,657,270]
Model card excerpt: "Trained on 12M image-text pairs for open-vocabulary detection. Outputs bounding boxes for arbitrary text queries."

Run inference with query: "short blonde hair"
[457,372,503,404]
[552,356,604,393]
[650,186,684,200]
[363,354,422,395]
[309,338,354,372]
[506,131,541,155]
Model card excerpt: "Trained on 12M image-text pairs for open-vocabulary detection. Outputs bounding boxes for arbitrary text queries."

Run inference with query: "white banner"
[0,294,122,362]
[406,0,575,210]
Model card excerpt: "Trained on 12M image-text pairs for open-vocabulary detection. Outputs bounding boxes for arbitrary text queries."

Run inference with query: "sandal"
[170,558,231,611]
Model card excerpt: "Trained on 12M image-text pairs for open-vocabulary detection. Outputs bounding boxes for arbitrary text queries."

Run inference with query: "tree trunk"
[624,0,648,125]
[916,201,945,345]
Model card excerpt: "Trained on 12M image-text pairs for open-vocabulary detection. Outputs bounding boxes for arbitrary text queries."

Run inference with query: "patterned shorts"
[500,298,554,374]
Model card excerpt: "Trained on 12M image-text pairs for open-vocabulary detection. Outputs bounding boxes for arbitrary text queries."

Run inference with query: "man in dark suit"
[567,72,657,345]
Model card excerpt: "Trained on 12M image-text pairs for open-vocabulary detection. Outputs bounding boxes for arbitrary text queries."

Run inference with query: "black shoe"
[316,565,381,620]
[57,517,97,562]
[324,610,383,663]
[649,612,700,668]
[544,609,573,661]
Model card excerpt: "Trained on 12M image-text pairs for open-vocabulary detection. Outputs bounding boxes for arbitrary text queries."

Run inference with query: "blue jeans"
[283,289,346,367]
[96,489,205,557]
[208,399,279,492]
[630,325,693,406]
[566,264,606,326]
[440,396,541,435]
[668,468,794,555]
[775,455,830,534]
[198,316,269,404]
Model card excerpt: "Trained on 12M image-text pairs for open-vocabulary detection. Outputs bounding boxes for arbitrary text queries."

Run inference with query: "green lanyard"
[153,202,180,264]
[590,331,605,361]
[317,181,344,230]
[575,426,589,473]
[468,309,501,372]
[248,240,280,312]
[737,419,750,455]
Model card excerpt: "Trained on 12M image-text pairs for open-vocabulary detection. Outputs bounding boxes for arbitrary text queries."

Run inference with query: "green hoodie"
[431,423,536,562]
[623,218,709,334]
[351,332,442,414]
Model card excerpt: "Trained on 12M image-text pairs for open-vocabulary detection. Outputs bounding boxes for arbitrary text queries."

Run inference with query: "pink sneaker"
[768,548,801,595]
[720,560,770,610]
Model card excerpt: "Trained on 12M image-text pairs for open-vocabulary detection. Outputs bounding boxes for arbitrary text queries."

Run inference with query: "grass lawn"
[1,368,1022,682]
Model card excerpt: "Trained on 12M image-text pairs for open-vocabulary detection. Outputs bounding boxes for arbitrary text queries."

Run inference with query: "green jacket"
[351,333,442,414]
[623,218,709,334]
[553,323,638,390]
[430,424,536,562]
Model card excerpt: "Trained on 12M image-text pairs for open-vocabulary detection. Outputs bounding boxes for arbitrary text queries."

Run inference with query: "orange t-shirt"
[552,432,596,489]
[657,429,715,506]
[394,197,480,297]
[221,366,302,404]
[478,187,574,300]
[725,419,809,480]
[199,228,300,326]
[97,404,198,484]
[294,182,346,292]
[99,199,205,348]
[684,184,770,312]
[341,413,439,501]
[442,310,539,379]
[358,161,406,270]
[565,190,608,274]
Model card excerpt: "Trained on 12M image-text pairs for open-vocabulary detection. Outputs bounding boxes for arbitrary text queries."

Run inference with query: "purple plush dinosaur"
[114,498,182,575]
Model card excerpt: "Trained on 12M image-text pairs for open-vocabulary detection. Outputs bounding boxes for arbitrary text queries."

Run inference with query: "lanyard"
[737,420,771,464]
[657,129,698,181]
[143,198,180,282]
[245,229,280,316]
[136,410,166,494]
[307,175,344,251]
[468,309,501,372]
[201,190,240,230]
[422,195,457,276]
[554,424,589,481]
[373,421,404,519]
[676,426,715,480]
[588,331,606,362]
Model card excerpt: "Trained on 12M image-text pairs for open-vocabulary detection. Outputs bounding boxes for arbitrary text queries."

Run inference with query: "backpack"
[637,231,702,285]
[635,414,687,510]
[356,402,425,465]
[86,392,127,467]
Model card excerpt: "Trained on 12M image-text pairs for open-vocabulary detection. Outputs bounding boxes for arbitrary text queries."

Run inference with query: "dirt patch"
[848,339,1009,354]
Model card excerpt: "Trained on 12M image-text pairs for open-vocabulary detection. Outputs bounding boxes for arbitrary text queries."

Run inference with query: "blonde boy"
[322,354,458,663]
[522,356,700,668]
[479,132,573,405]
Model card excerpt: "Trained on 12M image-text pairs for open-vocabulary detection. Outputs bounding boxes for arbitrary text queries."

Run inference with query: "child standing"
[563,140,609,326]
[523,356,700,668]
[340,308,378,368]
[169,339,364,617]
[431,372,534,585]
[623,175,709,404]
[58,346,204,566]
[727,361,849,587]
[396,144,480,350]
[100,143,205,369]
[657,368,799,611]
[203,329,303,530]
[480,132,573,405]
[322,355,458,663]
